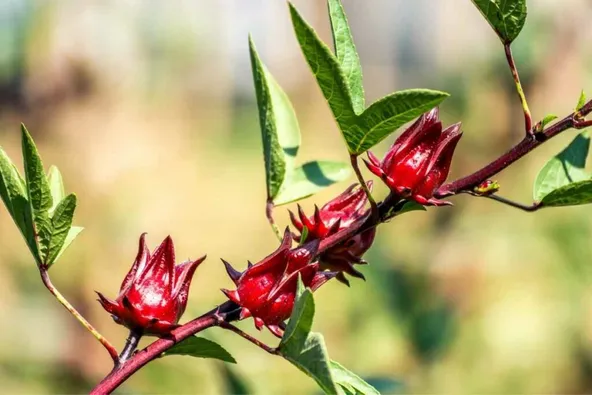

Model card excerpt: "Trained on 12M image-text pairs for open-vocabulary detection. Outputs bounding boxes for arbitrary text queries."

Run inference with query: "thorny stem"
[505,44,533,135]
[350,154,378,221]
[266,199,282,241]
[436,99,592,197]
[91,100,592,394]
[39,267,119,363]
[218,321,278,355]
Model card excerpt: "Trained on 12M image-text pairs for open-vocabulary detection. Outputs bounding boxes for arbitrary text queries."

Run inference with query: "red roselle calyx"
[289,182,376,286]
[364,108,462,206]
[97,234,205,336]
[221,229,335,338]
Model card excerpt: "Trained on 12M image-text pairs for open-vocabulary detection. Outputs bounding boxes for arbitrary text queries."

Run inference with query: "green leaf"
[330,361,380,395]
[0,148,28,229]
[219,365,251,395]
[46,194,77,267]
[540,180,592,207]
[289,3,447,154]
[249,36,301,200]
[289,3,357,142]
[536,114,558,132]
[165,336,236,364]
[533,132,590,202]
[279,278,338,394]
[47,166,65,214]
[274,161,351,206]
[471,0,527,44]
[396,201,427,216]
[577,90,587,112]
[52,226,84,264]
[328,0,364,114]
[350,90,448,154]
[21,124,53,265]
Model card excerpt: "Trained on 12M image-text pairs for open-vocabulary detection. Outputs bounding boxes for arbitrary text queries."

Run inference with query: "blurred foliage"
[1,0,592,394]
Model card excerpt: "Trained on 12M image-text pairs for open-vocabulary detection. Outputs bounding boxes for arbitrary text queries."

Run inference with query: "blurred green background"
[1,0,592,393]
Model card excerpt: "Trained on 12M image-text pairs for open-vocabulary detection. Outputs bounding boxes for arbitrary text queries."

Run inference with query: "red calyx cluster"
[364,108,462,206]
[289,182,375,285]
[221,230,335,338]
[97,234,205,336]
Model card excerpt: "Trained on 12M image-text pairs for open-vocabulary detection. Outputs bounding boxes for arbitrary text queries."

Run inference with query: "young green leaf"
[330,361,380,395]
[533,132,590,202]
[164,336,237,363]
[278,278,338,394]
[535,114,558,132]
[539,180,592,207]
[289,3,448,154]
[218,364,251,395]
[328,0,364,114]
[471,0,527,44]
[46,194,77,267]
[47,166,65,214]
[273,161,351,206]
[21,124,53,265]
[576,90,587,112]
[249,36,301,200]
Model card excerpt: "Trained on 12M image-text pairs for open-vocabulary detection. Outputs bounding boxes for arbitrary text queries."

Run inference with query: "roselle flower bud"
[289,182,376,286]
[97,234,205,336]
[364,108,462,206]
[221,229,335,338]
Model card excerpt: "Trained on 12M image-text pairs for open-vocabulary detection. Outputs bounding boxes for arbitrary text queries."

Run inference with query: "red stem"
[91,99,592,394]
[436,99,592,197]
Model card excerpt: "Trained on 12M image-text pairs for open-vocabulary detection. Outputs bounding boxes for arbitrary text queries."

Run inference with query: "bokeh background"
[1,0,592,393]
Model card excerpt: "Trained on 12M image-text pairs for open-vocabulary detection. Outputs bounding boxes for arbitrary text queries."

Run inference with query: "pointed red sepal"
[310,271,337,291]
[335,272,351,286]
[221,288,241,304]
[239,308,252,320]
[267,325,285,338]
[363,157,384,179]
[96,291,118,314]
[254,317,265,330]
[297,204,314,231]
[289,210,303,232]
[221,259,242,285]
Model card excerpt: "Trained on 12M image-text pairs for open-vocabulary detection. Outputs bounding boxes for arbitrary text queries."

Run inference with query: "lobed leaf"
[290,2,447,154]
[249,36,301,200]
[533,132,590,202]
[47,165,65,215]
[165,336,236,363]
[328,0,364,114]
[46,194,77,267]
[471,0,527,44]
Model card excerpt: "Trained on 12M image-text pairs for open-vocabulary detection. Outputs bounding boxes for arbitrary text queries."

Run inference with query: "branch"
[505,43,532,134]
[475,193,541,212]
[40,268,119,363]
[90,301,239,394]
[218,321,278,355]
[436,99,592,197]
[90,101,592,393]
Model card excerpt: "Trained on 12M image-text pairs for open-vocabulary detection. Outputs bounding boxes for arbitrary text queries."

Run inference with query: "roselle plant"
[1,0,592,393]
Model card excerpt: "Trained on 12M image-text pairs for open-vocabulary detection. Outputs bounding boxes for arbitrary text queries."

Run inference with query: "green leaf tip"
[576,90,587,112]
[471,0,527,44]
[289,1,448,155]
